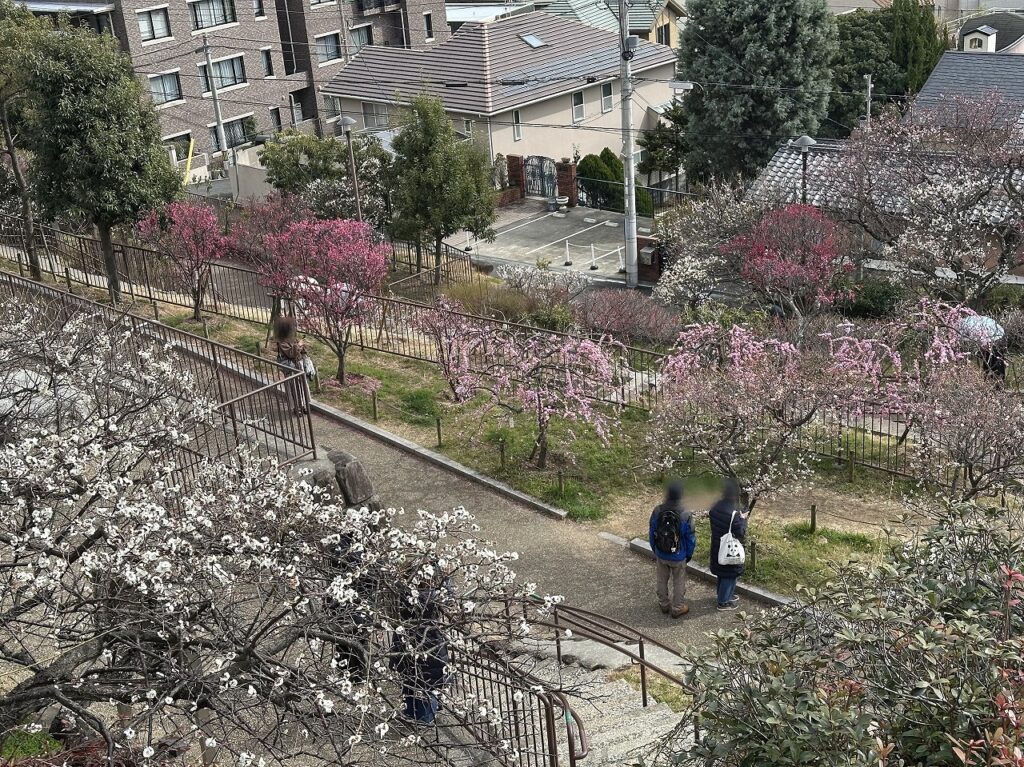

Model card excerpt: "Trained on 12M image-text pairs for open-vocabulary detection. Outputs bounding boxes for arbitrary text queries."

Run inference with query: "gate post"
[507,154,526,198]
[556,159,578,207]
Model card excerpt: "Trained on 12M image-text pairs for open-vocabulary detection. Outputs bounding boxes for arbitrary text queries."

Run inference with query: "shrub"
[574,288,680,346]
[840,276,905,318]
[999,308,1024,353]
[983,283,1024,312]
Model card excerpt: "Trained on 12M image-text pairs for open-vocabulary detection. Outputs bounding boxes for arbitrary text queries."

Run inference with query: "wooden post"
[371,390,379,420]
[557,470,565,495]
[748,540,757,575]
[499,439,506,471]
[202,318,210,339]
[435,417,442,448]
[809,504,817,533]
[847,451,855,482]
[64,268,72,293]
[255,341,261,358]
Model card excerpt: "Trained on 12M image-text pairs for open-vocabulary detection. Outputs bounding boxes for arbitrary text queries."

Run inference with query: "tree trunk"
[1,100,41,281]
[529,429,548,470]
[433,237,443,286]
[336,349,346,385]
[98,223,121,303]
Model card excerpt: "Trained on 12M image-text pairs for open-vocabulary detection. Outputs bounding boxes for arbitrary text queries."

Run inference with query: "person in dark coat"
[648,480,696,618]
[708,479,748,611]
[391,585,451,724]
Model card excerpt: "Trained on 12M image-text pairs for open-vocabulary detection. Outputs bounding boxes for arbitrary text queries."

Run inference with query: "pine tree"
[678,0,837,181]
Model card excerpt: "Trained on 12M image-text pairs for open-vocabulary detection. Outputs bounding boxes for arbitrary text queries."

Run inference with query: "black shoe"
[729,597,740,605]
[717,603,738,611]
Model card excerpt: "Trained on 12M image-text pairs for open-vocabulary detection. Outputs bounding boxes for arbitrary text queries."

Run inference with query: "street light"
[339,115,363,222]
[794,134,816,206]
[670,80,701,95]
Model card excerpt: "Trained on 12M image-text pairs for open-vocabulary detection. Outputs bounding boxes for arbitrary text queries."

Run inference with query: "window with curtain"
[210,115,252,151]
[199,55,247,93]
[189,0,236,30]
[148,72,182,104]
[350,25,371,51]
[315,32,342,63]
[137,8,171,41]
[361,102,389,129]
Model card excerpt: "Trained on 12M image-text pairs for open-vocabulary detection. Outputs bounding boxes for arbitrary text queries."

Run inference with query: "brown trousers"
[655,558,687,612]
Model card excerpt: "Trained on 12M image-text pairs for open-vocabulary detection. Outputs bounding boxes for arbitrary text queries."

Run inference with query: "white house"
[320,11,677,165]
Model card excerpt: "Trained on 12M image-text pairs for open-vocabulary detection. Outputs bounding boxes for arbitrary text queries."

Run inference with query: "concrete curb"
[309,399,569,521]
[627,538,794,607]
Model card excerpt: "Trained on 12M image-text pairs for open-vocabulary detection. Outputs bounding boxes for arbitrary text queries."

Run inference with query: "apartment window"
[655,21,670,45]
[137,7,170,41]
[601,82,613,112]
[252,0,265,16]
[323,95,343,119]
[261,48,274,76]
[512,109,522,141]
[199,54,246,93]
[315,32,342,64]
[291,96,304,124]
[210,115,252,151]
[148,72,182,105]
[463,119,472,135]
[189,0,236,30]
[350,24,372,51]
[362,101,388,129]
[163,132,192,164]
[270,107,283,133]
[572,90,584,123]
[424,11,434,40]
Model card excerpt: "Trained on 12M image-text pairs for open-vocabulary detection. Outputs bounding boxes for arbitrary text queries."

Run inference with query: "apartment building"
[21,0,448,175]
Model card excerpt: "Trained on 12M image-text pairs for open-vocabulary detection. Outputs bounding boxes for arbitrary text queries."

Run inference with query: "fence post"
[809,504,817,533]
[847,450,855,482]
[557,470,564,495]
[64,268,72,293]
[563,241,572,267]
[141,252,156,307]
[639,639,649,708]
[371,390,379,421]
[499,438,506,471]
[435,417,442,448]
[748,540,757,575]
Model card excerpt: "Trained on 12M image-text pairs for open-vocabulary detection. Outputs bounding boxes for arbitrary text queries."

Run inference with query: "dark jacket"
[709,499,748,577]
[648,504,696,562]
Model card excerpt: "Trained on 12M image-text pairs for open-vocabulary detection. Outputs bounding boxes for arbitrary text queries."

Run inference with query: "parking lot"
[447,200,656,282]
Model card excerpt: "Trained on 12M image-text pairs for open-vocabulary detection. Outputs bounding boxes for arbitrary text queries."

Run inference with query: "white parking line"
[523,220,616,256]
[492,211,558,238]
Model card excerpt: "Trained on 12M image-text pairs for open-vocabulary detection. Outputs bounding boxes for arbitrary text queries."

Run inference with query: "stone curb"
[309,399,569,521]
[627,538,794,607]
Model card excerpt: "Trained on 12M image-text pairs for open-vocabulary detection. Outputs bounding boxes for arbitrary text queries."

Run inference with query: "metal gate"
[524,155,557,198]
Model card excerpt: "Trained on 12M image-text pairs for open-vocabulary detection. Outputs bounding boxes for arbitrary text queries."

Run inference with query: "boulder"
[326,448,374,506]
[287,457,341,495]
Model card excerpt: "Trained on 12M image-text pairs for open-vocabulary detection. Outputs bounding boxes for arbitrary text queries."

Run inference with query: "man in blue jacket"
[648,481,697,618]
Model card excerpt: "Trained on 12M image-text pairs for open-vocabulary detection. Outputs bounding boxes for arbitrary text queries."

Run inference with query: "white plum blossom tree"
[0,302,546,767]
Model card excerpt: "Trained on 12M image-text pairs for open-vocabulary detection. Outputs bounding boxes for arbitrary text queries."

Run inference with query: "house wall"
[962,31,997,51]
[333,61,675,162]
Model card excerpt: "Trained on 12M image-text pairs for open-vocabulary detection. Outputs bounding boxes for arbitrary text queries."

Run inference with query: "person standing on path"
[648,481,696,618]
[272,316,310,415]
[709,480,748,611]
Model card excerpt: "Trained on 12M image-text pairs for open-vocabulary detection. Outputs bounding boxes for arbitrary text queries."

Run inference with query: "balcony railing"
[355,0,401,14]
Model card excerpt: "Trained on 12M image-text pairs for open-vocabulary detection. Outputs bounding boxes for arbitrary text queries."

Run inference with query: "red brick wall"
[556,158,577,206]
[507,155,525,197]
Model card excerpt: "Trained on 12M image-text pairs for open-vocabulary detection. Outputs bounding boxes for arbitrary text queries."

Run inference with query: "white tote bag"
[718,510,746,567]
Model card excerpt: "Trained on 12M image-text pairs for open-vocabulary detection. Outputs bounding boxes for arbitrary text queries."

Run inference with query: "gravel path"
[309,410,745,650]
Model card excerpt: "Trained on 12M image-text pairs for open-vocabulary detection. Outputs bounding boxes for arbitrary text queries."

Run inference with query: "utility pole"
[618,0,639,288]
[864,73,873,130]
[199,34,228,157]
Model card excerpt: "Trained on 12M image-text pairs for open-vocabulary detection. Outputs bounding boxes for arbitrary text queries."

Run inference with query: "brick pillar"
[556,158,578,206]
[507,155,526,197]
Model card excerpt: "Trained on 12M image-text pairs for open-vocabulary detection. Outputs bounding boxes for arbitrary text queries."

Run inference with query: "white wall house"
[321,11,677,164]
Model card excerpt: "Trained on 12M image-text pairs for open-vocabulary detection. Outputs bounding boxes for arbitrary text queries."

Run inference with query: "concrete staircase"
[506,638,689,766]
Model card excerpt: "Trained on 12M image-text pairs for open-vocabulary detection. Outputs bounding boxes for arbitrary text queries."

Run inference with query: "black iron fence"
[0,269,316,468]
[0,211,987,486]
[575,177,693,217]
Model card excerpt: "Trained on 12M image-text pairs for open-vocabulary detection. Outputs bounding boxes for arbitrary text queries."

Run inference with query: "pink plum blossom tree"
[490,330,620,469]
[410,297,485,402]
[650,324,825,508]
[137,200,227,320]
[224,192,311,266]
[262,219,389,384]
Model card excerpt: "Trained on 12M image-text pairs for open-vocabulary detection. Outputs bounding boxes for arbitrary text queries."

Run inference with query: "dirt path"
[308,410,746,650]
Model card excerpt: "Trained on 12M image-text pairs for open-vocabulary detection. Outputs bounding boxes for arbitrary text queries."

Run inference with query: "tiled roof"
[323,11,676,115]
[749,137,1024,223]
[529,0,668,34]
[958,12,1024,51]
[917,51,1024,107]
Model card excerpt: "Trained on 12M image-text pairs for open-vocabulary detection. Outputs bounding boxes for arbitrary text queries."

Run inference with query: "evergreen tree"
[27,23,179,300]
[824,9,904,138]
[678,0,837,181]
[891,0,947,94]
[390,95,495,282]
